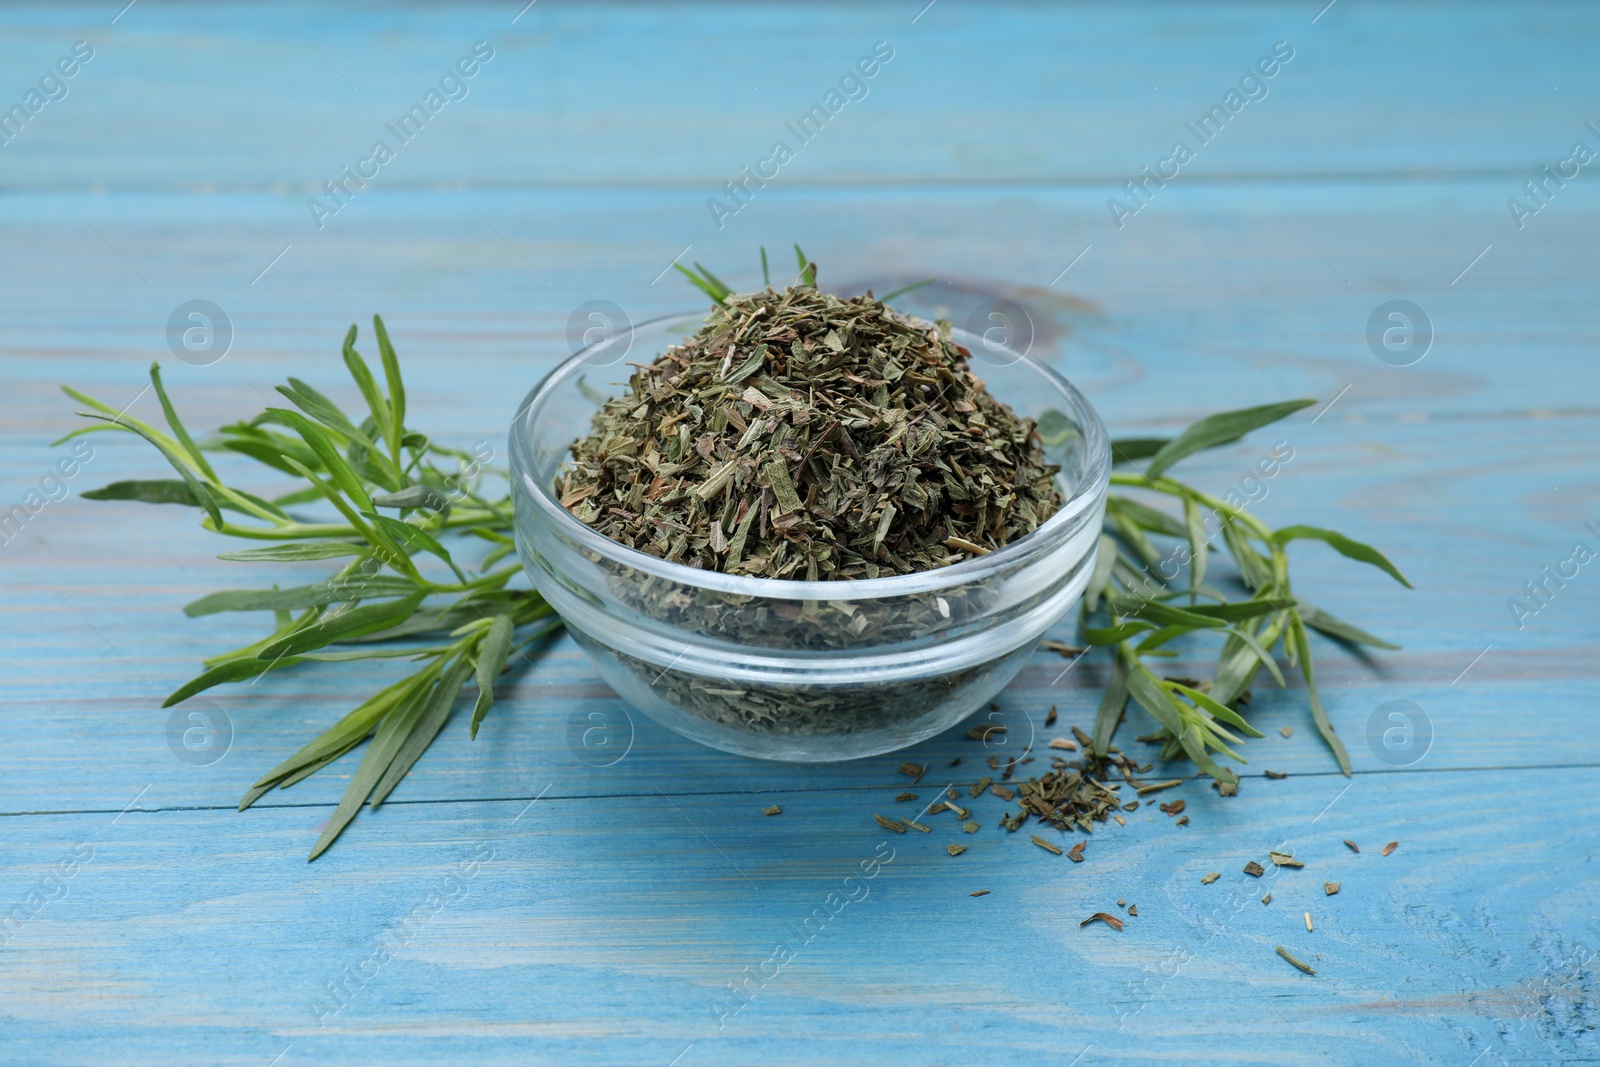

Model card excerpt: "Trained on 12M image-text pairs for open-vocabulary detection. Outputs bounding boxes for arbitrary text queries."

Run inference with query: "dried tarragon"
[558,283,1062,581]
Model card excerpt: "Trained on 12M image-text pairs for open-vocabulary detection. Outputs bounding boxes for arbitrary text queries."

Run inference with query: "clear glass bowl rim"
[509,309,1111,601]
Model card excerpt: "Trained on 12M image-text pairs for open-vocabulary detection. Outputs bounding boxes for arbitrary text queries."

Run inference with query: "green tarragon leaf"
[1297,602,1400,650]
[83,479,204,506]
[371,485,452,512]
[239,667,436,811]
[1144,399,1316,482]
[183,575,420,616]
[364,511,466,582]
[370,653,473,808]
[1272,525,1413,589]
[163,655,306,707]
[307,675,437,860]
[256,592,426,660]
[74,413,224,530]
[1289,610,1353,776]
[470,615,514,740]
[1110,437,1167,464]
[216,542,372,563]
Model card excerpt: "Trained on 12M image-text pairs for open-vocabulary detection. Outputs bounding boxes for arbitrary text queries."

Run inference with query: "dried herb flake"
[1276,945,1316,975]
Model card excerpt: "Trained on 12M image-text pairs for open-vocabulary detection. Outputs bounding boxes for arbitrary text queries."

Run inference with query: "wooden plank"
[0,3,1596,188]
[1,767,1592,1065]
[0,178,1594,436]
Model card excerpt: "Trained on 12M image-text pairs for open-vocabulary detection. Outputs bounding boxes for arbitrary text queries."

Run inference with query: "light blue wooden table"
[3,3,1596,1064]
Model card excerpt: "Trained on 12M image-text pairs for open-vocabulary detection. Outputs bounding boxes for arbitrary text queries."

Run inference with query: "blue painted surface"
[2,3,1597,1065]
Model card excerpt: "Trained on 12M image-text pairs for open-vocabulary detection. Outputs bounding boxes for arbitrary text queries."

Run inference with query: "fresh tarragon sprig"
[1081,402,1412,784]
[60,317,558,860]
[62,250,1408,860]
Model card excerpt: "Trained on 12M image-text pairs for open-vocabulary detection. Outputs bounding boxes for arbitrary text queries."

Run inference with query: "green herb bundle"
[60,246,1407,859]
[60,320,558,859]
[1083,406,1411,781]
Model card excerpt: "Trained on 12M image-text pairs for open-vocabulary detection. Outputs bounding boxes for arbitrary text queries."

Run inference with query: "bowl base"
[568,625,1038,762]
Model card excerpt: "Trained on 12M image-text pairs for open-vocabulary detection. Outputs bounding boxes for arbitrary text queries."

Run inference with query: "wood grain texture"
[1,3,1596,1065]
[2,771,1595,1066]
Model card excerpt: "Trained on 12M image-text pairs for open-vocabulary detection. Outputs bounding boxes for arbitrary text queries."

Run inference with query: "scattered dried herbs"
[1264,769,1288,780]
[970,890,990,897]
[1127,904,1138,916]
[1280,726,1293,738]
[1244,860,1266,877]
[1382,841,1400,856]
[1031,835,1064,855]
[874,813,906,833]
[1304,912,1314,932]
[1344,839,1360,853]
[947,844,967,856]
[1269,851,1304,868]
[1081,911,1124,931]
[1010,748,1144,834]
[1324,881,1339,895]
[763,805,782,816]
[1201,872,1221,885]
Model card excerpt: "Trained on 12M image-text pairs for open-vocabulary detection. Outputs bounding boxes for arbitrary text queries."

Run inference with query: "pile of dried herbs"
[558,269,1062,581]
[879,734,1151,854]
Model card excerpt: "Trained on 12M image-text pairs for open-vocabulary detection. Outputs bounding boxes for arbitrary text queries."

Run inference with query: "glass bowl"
[508,311,1109,761]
